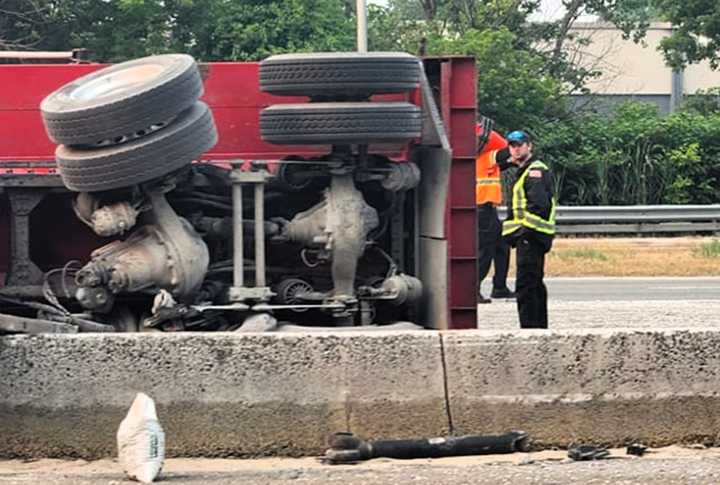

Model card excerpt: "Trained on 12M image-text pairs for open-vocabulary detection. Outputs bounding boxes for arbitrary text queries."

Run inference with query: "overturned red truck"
[0,52,478,332]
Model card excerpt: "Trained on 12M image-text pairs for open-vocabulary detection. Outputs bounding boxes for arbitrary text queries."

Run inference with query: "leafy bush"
[536,102,720,205]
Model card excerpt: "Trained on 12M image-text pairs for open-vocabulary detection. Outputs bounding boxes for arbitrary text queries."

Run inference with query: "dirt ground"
[1,445,719,484]
[531,237,720,277]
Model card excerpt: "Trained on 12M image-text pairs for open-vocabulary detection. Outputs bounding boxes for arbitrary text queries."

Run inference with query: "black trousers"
[477,204,510,290]
[516,236,548,328]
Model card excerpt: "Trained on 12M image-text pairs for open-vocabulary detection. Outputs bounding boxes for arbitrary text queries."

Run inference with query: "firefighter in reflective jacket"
[476,119,515,303]
[501,130,556,329]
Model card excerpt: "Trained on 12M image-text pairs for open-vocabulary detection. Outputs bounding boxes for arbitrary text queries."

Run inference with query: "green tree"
[654,0,720,69]
[430,28,569,131]
[1,0,356,62]
[201,0,355,61]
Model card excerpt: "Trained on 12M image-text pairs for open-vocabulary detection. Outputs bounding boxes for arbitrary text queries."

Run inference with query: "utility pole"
[357,0,368,53]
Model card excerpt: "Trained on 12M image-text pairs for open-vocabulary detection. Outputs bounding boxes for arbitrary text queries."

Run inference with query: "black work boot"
[491,287,516,299]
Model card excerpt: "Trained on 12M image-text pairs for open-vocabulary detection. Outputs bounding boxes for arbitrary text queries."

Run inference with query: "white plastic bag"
[117,393,165,483]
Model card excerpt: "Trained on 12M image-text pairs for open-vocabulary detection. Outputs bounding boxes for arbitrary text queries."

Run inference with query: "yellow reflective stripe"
[476,178,501,185]
[525,212,555,230]
[502,223,521,236]
[505,160,556,236]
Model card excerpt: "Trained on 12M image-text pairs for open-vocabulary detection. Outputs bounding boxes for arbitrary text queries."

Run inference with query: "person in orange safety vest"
[476,118,515,303]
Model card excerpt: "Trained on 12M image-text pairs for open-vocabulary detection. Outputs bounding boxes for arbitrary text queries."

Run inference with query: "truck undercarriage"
[0,53,478,333]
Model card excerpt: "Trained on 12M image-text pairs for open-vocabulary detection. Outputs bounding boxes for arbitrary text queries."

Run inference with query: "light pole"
[357,0,368,53]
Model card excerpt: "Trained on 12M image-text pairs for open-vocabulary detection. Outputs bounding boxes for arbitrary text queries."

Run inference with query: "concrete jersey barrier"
[2,329,720,458]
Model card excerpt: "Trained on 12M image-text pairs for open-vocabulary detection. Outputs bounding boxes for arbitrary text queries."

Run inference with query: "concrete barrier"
[0,332,448,459]
[444,329,720,448]
[2,328,720,458]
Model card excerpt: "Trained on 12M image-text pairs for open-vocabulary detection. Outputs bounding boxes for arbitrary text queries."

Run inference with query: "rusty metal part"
[358,274,423,307]
[0,313,77,334]
[74,190,208,310]
[73,192,141,236]
[72,192,97,225]
[381,274,423,306]
[75,286,113,312]
[284,174,378,308]
[192,303,249,312]
[233,179,244,287]
[327,174,378,300]
[254,181,266,286]
[6,188,46,286]
[90,202,139,236]
[190,215,280,239]
[253,303,345,311]
[380,162,421,192]
[67,315,115,333]
[143,299,229,331]
[284,201,327,246]
[228,169,273,302]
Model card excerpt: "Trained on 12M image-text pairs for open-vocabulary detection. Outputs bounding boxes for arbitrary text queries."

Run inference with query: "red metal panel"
[449,209,476,257]
[449,259,477,328]
[0,196,9,276]
[0,62,409,163]
[448,153,475,208]
[0,64,102,110]
[29,194,107,268]
[0,111,57,161]
[442,57,478,329]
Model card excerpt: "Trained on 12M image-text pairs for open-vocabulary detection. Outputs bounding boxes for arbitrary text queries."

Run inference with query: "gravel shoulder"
[2,446,720,484]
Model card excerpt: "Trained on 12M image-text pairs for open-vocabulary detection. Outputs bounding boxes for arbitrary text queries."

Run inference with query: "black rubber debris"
[568,444,611,461]
[626,443,648,456]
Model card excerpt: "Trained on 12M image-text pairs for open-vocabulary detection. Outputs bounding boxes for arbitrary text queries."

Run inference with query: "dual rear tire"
[259,52,422,146]
[41,54,217,192]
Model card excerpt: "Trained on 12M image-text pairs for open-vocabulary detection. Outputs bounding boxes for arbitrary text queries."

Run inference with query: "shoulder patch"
[528,169,543,178]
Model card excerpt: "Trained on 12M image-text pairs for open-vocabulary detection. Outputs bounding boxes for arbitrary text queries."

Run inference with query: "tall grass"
[694,240,720,259]
[554,248,610,262]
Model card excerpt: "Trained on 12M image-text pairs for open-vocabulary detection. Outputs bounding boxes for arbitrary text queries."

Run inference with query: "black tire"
[260,102,422,145]
[259,52,420,97]
[56,102,217,192]
[41,54,203,146]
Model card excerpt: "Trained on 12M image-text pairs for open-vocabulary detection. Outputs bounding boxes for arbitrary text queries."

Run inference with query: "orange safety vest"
[476,149,502,205]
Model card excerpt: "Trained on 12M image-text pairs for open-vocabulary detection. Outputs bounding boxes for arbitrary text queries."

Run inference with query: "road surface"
[481,277,720,301]
[478,277,720,329]
[2,447,720,484]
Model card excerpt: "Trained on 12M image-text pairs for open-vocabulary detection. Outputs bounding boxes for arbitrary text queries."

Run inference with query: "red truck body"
[0,57,478,329]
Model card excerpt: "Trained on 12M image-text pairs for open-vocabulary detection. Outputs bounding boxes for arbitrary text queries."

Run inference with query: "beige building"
[567,22,720,113]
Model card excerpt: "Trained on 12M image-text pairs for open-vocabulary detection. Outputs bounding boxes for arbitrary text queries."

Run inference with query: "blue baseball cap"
[506,130,531,144]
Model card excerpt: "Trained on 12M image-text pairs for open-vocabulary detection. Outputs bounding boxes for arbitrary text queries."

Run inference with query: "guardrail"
[497,205,720,234]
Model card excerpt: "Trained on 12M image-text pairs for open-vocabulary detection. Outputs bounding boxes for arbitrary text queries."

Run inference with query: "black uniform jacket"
[503,155,555,252]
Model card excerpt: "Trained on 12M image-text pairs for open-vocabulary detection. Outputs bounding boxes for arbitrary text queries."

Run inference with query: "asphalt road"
[478,277,720,329]
[481,277,720,301]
